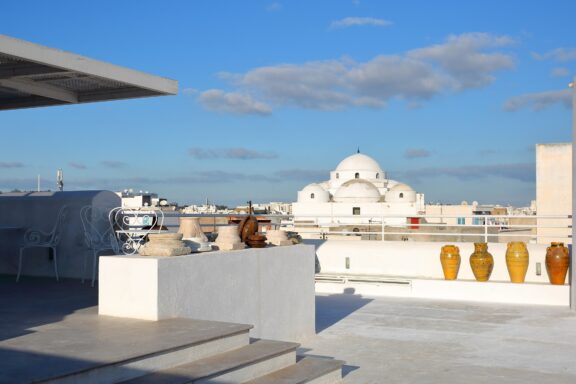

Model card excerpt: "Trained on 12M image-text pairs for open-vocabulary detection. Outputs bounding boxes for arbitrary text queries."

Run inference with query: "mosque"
[292,151,425,226]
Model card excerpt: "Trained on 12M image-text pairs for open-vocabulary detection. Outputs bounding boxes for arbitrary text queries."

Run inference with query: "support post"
[571,76,576,311]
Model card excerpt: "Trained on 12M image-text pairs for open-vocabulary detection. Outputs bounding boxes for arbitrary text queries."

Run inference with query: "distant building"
[536,143,572,243]
[292,152,425,226]
[116,190,159,208]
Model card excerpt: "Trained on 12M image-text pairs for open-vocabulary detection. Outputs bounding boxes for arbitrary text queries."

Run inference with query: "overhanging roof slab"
[0,35,178,111]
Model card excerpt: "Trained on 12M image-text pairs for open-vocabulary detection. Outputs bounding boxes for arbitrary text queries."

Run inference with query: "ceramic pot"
[238,216,259,243]
[246,234,267,248]
[178,217,208,242]
[505,242,529,283]
[545,242,570,285]
[440,245,460,280]
[469,242,494,282]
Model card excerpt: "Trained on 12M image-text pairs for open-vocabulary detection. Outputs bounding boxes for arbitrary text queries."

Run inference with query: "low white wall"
[309,239,565,284]
[99,245,316,343]
[316,279,569,306]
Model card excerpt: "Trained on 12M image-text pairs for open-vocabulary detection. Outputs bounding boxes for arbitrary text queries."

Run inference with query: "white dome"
[334,179,381,202]
[298,183,330,203]
[335,153,383,173]
[389,183,414,192]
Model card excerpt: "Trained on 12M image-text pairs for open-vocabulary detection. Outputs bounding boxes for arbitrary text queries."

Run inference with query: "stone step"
[122,339,299,383]
[245,357,344,384]
[26,318,252,384]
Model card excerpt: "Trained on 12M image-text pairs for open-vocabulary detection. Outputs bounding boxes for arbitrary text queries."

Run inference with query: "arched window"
[310,193,315,199]
[336,173,339,179]
[399,193,404,198]
[376,173,379,179]
[355,172,359,179]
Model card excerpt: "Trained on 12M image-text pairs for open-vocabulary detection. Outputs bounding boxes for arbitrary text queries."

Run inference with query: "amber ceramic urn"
[469,242,494,282]
[505,242,529,283]
[545,242,570,285]
[440,245,461,280]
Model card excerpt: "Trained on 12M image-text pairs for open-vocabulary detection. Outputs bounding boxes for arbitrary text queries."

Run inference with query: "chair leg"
[82,249,89,284]
[91,250,99,287]
[52,247,59,282]
[16,247,25,282]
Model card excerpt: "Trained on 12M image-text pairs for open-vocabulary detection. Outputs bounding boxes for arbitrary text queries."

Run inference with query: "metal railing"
[158,211,571,244]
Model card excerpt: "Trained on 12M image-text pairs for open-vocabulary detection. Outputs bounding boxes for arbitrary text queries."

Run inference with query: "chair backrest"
[109,207,165,254]
[81,205,119,253]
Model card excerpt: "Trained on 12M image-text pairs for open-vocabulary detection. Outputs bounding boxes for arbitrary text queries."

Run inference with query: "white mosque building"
[292,152,425,226]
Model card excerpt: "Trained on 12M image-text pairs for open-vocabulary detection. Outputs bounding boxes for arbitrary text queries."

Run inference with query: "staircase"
[36,318,343,384]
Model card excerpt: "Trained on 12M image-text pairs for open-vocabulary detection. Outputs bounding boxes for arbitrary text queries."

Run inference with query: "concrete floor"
[3,276,576,383]
[303,291,576,384]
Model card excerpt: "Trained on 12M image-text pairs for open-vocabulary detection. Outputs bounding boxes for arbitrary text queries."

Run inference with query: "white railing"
[158,212,571,244]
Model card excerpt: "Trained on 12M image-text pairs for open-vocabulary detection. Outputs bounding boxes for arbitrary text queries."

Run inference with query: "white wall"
[99,245,316,342]
[309,239,563,284]
[0,191,120,279]
[536,143,572,244]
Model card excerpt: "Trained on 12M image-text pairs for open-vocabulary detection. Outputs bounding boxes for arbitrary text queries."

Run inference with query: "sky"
[0,0,574,207]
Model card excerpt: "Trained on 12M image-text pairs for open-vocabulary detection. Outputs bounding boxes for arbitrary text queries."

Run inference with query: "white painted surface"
[99,245,316,342]
[310,239,565,284]
[315,279,569,306]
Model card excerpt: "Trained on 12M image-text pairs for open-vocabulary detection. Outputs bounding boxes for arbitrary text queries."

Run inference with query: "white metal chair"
[17,205,68,282]
[109,207,165,255]
[80,205,120,286]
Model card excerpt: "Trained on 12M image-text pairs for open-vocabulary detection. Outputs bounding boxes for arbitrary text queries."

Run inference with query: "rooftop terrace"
[2,277,575,383]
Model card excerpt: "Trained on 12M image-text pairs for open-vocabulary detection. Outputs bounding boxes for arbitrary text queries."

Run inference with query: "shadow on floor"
[315,288,373,333]
[0,275,98,341]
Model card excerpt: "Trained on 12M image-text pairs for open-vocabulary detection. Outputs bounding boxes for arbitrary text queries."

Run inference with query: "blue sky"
[0,0,574,206]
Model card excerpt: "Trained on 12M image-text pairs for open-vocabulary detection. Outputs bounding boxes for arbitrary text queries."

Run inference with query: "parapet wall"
[309,239,564,284]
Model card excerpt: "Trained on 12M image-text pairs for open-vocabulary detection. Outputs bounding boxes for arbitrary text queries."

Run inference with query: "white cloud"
[330,17,392,29]
[408,33,515,88]
[189,147,277,160]
[551,67,570,77]
[266,2,282,12]
[199,33,515,113]
[404,148,431,159]
[532,47,576,62]
[503,89,571,111]
[198,89,272,115]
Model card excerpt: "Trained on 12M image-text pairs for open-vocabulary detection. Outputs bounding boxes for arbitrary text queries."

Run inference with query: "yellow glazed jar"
[440,245,461,280]
[505,242,529,283]
[469,242,494,282]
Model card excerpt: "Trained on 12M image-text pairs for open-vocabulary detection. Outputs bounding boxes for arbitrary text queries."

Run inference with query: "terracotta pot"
[440,245,460,280]
[545,242,570,285]
[238,216,259,243]
[505,242,529,283]
[246,234,267,248]
[469,242,494,282]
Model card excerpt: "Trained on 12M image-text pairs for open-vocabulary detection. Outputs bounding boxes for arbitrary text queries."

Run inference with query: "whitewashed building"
[292,152,425,225]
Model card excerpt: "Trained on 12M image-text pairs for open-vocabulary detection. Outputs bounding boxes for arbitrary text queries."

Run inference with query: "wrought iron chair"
[17,205,68,282]
[80,205,120,286]
[109,207,165,255]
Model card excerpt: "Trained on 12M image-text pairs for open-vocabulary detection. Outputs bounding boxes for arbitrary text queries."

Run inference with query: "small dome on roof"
[389,183,414,192]
[335,153,383,173]
[334,179,381,202]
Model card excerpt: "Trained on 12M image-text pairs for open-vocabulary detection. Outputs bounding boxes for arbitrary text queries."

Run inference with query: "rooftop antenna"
[56,169,63,191]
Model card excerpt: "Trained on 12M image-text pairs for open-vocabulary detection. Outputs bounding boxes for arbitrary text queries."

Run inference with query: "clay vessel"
[246,234,267,248]
[238,216,258,243]
[138,233,191,256]
[469,242,494,282]
[440,245,460,280]
[545,242,570,285]
[178,217,208,242]
[505,242,529,283]
[215,225,246,251]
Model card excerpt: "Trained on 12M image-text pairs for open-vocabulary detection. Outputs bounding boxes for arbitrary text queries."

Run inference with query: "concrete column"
[572,76,576,311]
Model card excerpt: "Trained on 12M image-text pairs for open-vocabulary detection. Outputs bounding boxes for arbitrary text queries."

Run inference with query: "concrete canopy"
[0,35,177,111]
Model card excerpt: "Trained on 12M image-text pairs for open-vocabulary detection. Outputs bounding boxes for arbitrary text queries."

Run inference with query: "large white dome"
[333,179,381,202]
[335,153,383,173]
